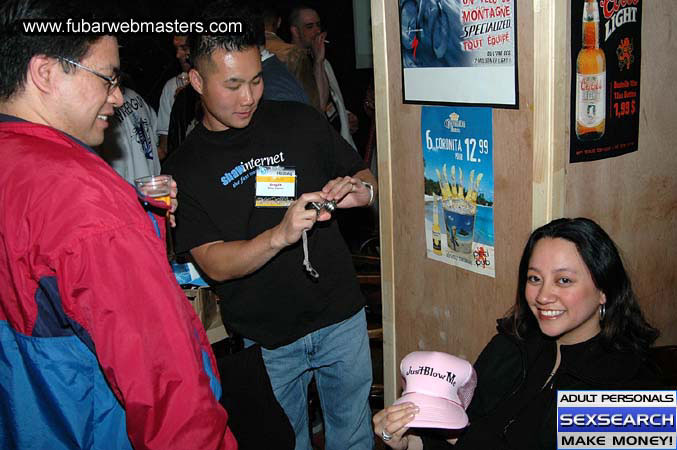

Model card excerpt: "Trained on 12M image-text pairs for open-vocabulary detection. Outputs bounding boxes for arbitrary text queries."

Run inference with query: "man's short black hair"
[0,0,107,101]
[189,0,264,74]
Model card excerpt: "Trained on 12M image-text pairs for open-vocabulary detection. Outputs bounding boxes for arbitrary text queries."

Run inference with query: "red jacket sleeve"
[55,223,238,450]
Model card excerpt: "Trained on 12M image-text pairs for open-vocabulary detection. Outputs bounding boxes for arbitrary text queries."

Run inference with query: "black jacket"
[421,325,658,450]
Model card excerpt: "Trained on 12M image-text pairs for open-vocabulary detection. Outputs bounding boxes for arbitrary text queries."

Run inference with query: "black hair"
[0,0,108,100]
[505,217,659,353]
[188,0,263,74]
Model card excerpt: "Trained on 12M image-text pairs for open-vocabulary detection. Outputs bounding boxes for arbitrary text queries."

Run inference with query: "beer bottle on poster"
[576,0,606,140]
[432,194,442,255]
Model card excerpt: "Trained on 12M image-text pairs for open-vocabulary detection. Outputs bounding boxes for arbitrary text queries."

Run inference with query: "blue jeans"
[246,309,373,450]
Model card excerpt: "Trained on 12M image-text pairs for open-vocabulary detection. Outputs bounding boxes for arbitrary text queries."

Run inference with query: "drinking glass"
[135,174,174,259]
[134,175,172,206]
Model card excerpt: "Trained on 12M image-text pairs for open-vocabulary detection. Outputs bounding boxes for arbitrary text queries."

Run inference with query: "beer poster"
[399,0,518,108]
[570,0,642,162]
[422,106,495,277]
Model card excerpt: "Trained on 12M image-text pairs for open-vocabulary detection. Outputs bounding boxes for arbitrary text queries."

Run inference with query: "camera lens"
[323,201,337,213]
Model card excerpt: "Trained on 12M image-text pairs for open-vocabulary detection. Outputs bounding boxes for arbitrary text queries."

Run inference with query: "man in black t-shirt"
[167,5,377,450]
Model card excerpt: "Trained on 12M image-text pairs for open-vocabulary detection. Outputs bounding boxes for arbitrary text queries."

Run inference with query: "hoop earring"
[599,304,606,322]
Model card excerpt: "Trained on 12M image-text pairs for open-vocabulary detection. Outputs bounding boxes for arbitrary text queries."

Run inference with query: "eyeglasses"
[58,56,120,94]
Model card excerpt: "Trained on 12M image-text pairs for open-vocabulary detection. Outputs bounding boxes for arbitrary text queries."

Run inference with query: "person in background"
[100,86,160,183]
[157,35,190,160]
[374,217,659,450]
[289,4,359,149]
[0,1,237,448]
[263,3,316,106]
[167,2,377,448]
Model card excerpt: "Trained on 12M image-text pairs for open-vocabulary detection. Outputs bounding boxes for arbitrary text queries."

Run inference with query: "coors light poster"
[570,0,642,163]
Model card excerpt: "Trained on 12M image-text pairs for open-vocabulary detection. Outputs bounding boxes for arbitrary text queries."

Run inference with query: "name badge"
[255,166,296,207]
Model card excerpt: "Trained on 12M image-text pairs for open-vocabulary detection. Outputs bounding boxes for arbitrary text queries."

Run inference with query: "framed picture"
[398,0,518,108]
[569,0,641,162]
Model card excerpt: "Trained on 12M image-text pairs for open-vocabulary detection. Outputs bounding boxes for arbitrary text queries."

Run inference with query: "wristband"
[361,181,375,207]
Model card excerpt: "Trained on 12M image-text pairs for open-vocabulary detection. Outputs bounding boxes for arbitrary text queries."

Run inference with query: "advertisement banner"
[422,106,495,277]
[399,0,518,107]
[570,0,642,162]
[557,390,677,449]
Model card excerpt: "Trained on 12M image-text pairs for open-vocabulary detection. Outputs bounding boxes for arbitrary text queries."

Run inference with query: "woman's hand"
[372,402,421,450]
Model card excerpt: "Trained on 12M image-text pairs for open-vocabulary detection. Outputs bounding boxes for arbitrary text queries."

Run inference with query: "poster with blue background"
[399,0,517,106]
[422,106,495,277]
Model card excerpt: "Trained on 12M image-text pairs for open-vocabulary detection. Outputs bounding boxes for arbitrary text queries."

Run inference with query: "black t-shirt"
[166,85,201,157]
[167,100,366,348]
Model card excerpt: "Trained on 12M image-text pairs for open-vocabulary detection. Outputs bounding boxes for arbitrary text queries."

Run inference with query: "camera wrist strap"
[302,229,320,279]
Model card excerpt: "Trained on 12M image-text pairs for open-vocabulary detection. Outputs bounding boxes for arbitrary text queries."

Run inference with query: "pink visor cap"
[393,351,477,429]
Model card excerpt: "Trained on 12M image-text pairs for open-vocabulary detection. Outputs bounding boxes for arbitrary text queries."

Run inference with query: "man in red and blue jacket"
[0,1,237,448]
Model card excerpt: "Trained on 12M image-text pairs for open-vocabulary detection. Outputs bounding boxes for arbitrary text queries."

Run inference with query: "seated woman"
[373,217,660,450]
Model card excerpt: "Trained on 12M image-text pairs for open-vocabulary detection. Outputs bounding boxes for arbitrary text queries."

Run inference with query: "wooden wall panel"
[370,0,397,403]
[532,0,567,226]
[564,2,677,345]
[374,0,676,406]
[373,0,535,402]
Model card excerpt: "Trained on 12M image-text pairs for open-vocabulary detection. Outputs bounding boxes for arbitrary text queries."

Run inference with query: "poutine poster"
[399,0,518,107]
[422,106,495,277]
[570,0,642,162]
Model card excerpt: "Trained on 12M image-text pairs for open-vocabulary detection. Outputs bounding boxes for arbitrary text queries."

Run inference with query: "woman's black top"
[420,327,658,450]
